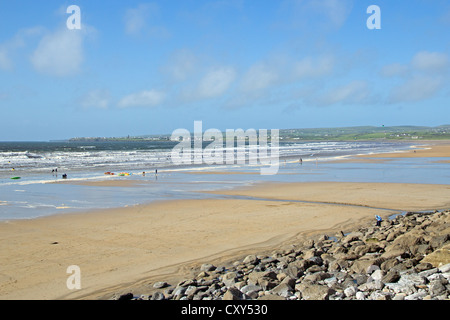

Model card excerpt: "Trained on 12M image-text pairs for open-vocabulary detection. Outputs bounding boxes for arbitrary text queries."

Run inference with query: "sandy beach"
[359,140,450,159]
[1,140,449,300]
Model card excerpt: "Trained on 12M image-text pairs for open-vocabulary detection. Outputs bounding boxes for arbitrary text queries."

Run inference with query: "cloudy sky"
[0,0,449,141]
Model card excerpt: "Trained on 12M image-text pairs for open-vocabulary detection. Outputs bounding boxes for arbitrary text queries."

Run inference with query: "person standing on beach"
[375,215,382,227]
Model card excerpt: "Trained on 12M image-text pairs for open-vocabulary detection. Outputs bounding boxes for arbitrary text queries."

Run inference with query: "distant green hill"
[279,125,450,141]
[69,125,450,142]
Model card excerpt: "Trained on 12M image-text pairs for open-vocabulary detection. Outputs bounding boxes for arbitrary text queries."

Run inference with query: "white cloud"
[196,66,236,99]
[79,89,110,109]
[124,3,169,38]
[0,27,44,71]
[30,28,84,77]
[379,63,409,78]
[117,89,165,108]
[124,4,152,35]
[293,55,335,79]
[381,51,449,104]
[0,48,12,71]
[411,51,449,73]
[389,76,444,103]
[309,0,353,29]
[277,0,353,30]
[240,63,279,93]
[313,80,370,106]
[162,49,198,81]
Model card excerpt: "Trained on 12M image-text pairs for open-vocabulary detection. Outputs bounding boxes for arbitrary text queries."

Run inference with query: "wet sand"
[359,140,450,159]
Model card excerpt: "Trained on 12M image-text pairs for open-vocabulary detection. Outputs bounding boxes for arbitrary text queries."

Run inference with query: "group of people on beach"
[51,168,67,179]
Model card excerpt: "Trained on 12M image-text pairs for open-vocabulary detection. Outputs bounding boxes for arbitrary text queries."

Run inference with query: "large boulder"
[295,283,335,300]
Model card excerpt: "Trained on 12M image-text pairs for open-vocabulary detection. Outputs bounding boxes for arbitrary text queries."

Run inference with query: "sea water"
[1,140,442,220]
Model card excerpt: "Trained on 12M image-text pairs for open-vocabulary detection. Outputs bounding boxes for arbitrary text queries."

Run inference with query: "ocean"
[1,139,444,220]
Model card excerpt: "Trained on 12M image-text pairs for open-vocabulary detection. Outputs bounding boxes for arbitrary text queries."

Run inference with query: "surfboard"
[11,177,21,180]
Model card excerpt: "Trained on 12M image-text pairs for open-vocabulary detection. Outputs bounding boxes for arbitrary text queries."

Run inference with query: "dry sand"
[1,140,449,300]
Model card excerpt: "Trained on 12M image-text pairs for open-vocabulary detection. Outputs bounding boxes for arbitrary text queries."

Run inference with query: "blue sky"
[0,0,449,141]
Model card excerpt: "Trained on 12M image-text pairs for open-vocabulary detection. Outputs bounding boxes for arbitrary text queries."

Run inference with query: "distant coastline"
[68,124,450,142]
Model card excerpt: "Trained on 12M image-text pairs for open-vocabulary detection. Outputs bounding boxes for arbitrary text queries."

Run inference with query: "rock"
[355,291,365,300]
[398,274,427,287]
[344,286,357,297]
[392,293,406,300]
[303,239,315,249]
[415,262,433,272]
[285,265,302,279]
[270,283,294,298]
[151,291,165,300]
[381,249,407,260]
[422,244,450,267]
[280,276,296,288]
[366,265,380,274]
[405,291,428,300]
[353,245,370,256]
[197,271,209,278]
[382,270,400,283]
[200,263,216,272]
[303,272,331,283]
[172,286,187,298]
[222,272,238,288]
[276,272,287,282]
[306,265,325,273]
[243,255,259,265]
[350,258,384,274]
[386,230,401,242]
[247,270,277,285]
[429,234,449,249]
[343,232,363,244]
[352,274,368,286]
[303,249,317,260]
[178,279,196,287]
[257,294,285,300]
[370,291,393,300]
[295,283,335,300]
[223,287,247,300]
[429,279,446,296]
[153,281,169,289]
[185,285,198,297]
[418,268,438,278]
[258,278,278,291]
[240,284,262,299]
[392,233,425,250]
[117,292,134,300]
[370,269,384,281]
[308,256,323,266]
[384,282,416,295]
[438,262,450,273]
[358,280,384,291]
[380,258,400,271]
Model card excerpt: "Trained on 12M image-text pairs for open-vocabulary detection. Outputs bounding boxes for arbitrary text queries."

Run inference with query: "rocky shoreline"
[113,210,450,300]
